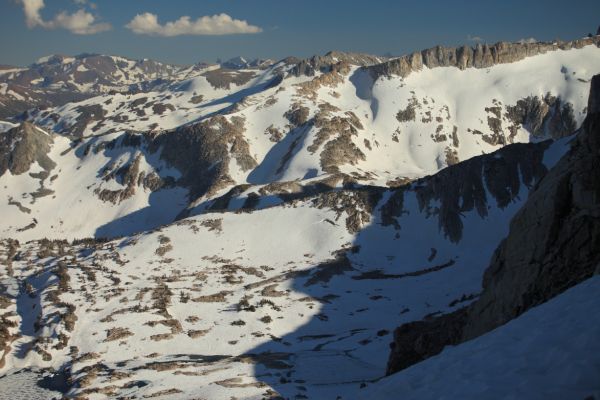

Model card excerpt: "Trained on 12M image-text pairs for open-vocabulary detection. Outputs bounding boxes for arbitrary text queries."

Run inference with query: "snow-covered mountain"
[0,54,212,119]
[0,35,599,399]
[0,36,596,241]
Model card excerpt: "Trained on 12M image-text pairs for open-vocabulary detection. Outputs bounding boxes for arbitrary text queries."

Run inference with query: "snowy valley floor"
[360,276,600,400]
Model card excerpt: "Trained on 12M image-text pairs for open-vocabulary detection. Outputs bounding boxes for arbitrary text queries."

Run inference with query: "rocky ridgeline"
[367,36,600,79]
[200,136,551,242]
[1,54,196,96]
[386,74,600,375]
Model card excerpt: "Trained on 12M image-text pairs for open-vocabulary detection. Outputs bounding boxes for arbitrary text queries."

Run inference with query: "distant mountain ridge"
[220,56,275,70]
[0,53,210,119]
[4,35,597,121]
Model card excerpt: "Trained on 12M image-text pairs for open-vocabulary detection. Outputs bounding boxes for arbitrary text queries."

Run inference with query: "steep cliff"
[387,74,600,375]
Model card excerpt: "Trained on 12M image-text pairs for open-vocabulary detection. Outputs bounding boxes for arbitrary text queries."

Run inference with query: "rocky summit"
[0,23,599,400]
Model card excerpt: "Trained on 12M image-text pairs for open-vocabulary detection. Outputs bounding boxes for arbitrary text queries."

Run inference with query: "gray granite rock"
[368,36,600,79]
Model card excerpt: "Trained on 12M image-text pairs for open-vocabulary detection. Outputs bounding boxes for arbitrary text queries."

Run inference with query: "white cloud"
[518,37,538,44]
[72,0,97,10]
[125,12,262,37]
[19,0,111,35]
[21,0,45,28]
[467,34,484,43]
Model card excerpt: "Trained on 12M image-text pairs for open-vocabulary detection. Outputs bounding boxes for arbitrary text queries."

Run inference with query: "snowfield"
[360,276,600,400]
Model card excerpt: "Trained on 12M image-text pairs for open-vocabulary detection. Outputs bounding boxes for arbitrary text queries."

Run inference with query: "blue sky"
[1,0,599,66]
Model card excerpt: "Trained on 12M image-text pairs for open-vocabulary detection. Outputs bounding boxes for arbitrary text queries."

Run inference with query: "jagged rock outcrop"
[95,154,143,204]
[505,94,577,139]
[386,74,600,375]
[368,36,600,79]
[0,122,55,176]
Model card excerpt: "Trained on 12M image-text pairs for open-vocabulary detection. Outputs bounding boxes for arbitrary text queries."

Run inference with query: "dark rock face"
[395,97,418,122]
[0,122,55,176]
[367,36,600,79]
[152,115,257,199]
[201,69,257,90]
[386,75,600,376]
[387,309,468,373]
[381,141,549,243]
[284,106,310,127]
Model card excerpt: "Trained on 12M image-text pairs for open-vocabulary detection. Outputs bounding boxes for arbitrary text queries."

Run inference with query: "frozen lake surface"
[0,369,66,400]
